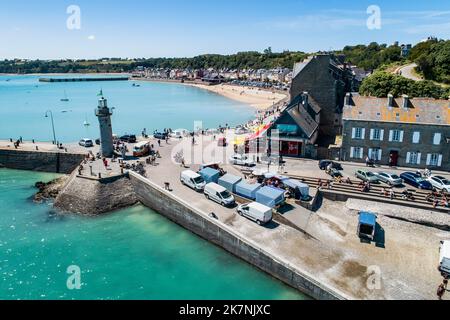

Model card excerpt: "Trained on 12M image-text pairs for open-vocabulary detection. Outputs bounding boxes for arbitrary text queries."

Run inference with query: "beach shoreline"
[185,83,289,110]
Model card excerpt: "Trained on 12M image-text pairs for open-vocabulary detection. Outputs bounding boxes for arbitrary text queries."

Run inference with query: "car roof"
[182,170,201,178]
[247,202,272,212]
[206,183,226,192]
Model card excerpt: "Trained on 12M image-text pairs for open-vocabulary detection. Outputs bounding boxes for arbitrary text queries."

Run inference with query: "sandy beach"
[186,83,289,110]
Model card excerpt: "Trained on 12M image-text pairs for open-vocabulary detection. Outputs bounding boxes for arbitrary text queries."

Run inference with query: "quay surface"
[1,137,448,300]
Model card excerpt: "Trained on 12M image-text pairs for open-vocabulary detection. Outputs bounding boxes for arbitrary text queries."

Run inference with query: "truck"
[439,240,450,278]
[358,211,377,241]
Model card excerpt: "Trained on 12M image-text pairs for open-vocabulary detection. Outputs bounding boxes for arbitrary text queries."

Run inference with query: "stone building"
[290,54,356,145]
[341,93,450,171]
[266,92,321,158]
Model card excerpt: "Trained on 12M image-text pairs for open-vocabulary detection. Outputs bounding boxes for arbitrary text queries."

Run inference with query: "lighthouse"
[95,93,114,158]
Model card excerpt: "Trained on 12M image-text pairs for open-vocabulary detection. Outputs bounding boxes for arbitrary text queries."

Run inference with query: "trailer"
[358,211,377,241]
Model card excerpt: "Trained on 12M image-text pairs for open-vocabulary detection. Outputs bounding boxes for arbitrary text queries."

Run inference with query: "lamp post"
[45,110,57,145]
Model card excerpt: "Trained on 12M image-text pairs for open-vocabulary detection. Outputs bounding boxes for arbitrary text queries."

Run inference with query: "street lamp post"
[45,110,57,145]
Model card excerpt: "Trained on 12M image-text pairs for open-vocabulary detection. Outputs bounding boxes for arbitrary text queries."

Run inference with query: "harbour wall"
[0,149,85,174]
[129,171,345,300]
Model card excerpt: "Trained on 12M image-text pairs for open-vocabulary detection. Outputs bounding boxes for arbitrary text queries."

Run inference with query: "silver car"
[376,172,403,186]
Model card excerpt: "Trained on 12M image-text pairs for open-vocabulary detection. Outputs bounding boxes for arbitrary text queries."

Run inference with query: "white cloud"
[87,35,95,41]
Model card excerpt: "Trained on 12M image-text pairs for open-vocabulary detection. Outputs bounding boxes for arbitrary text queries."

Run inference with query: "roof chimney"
[345,93,352,106]
[402,94,409,109]
[387,93,394,109]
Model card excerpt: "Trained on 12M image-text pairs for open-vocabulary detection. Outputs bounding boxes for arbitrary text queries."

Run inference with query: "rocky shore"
[34,176,69,202]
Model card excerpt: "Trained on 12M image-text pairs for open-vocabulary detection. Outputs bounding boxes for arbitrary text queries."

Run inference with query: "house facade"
[342,93,450,171]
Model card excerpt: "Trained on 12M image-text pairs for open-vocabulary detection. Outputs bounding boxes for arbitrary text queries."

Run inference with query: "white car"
[229,154,256,167]
[79,138,94,148]
[428,176,450,193]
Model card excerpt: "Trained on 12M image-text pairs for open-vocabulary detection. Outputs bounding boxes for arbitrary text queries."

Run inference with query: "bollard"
[89,166,93,176]
[98,173,102,179]
[121,168,124,175]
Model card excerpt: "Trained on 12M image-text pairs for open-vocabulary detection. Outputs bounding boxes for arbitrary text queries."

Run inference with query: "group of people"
[426,190,450,208]
[437,279,449,300]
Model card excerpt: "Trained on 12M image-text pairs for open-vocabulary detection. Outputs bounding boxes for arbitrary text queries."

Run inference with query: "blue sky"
[0,0,449,59]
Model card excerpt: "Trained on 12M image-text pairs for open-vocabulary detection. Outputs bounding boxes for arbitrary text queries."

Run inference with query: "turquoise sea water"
[0,75,255,142]
[0,169,305,300]
[0,76,305,300]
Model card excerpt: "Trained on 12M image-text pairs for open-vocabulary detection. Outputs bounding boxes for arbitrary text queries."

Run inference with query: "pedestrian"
[158,140,161,147]
[102,157,108,169]
[437,282,446,300]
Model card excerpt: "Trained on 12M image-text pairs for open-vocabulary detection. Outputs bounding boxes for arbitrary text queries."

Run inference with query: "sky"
[0,0,449,59]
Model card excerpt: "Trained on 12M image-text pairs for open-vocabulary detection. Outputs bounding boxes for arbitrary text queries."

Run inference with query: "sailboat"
[61,90,69,102]
[83,116,91,127]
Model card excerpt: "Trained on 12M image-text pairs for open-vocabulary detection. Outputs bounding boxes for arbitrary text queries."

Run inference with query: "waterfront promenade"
[1,136,448,300]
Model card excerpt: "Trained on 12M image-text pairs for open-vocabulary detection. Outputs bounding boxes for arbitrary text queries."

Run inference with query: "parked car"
[79,138,94,148]
[375,172,403,186]
[204,183,235,207]
[119,134,137,143]
[170,129,188,139]
[229,154,256,167]
[400,172,433,190]
[154,132,168,140]
[180,170,206,192]
[428,176,450,193]
[318,160,343,171]
[235,127,249,135]
[236,202,273,226]
[95,138,101,145]
[355,170,380,183]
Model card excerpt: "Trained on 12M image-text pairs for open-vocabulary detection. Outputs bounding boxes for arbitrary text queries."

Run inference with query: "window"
[412,132,420,144]
[350,147,364,159]
[427,154,443,167]
[406,152,421,165]
[368,148,382,161]
[352,127,365,140]
[389,130,404,142]
[433,133,442,145]
[370,129,384,141]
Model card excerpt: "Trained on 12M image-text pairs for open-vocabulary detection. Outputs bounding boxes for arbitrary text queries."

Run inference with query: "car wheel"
[221,202,226,207]
[205,194,209,200]
[256,220,262,226]
[238,211,243,216]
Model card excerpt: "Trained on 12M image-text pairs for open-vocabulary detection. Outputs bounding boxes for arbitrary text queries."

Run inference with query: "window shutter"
[378,149,382,161]
[380,130,384,141]
[359,148,364,159]
[438,155,443,167]
[413,132,420,144]
[370,129,374,140]
[406,152,411,164]
[368,148,373,159]
[426,154,431,166]
[399,131,404,143]
[361,128,366,140]
[350,147,354,158]
[351,128,356,139]
[417,153,421,165]
[389,130,393,142]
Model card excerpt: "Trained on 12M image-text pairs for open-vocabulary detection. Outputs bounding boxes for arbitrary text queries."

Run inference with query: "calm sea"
[0,76,306,300]
[0,75,255,142]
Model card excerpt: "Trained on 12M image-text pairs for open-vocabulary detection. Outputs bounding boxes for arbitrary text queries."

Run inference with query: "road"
[396,63,422,81]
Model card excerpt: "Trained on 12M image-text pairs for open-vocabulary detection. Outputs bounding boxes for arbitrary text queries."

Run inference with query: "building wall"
[341,120,450,171]
[290,55,341,138]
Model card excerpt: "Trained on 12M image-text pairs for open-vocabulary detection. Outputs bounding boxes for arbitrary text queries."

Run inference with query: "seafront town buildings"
[341,93,450,171]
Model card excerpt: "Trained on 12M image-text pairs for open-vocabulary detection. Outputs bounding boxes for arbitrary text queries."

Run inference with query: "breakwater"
[39,77,129,82]
[128,171,345,300]
[0,149,85,174]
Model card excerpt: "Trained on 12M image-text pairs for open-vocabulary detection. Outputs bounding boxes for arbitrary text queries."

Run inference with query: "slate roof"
[344,94,450,126]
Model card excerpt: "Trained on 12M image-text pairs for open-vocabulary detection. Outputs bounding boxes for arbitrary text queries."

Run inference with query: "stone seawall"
[0,149,85,174]
[129,172,345,300]
[54,174,139,215]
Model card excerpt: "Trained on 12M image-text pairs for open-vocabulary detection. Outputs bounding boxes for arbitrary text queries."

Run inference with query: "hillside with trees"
[359,71,450,99]
[409,39,450,84]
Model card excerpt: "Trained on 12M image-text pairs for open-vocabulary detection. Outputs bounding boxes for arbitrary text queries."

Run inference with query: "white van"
[204,183,235,207]
[439,240,450,277]
[236,202,273,225]
[180,170,206,192]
